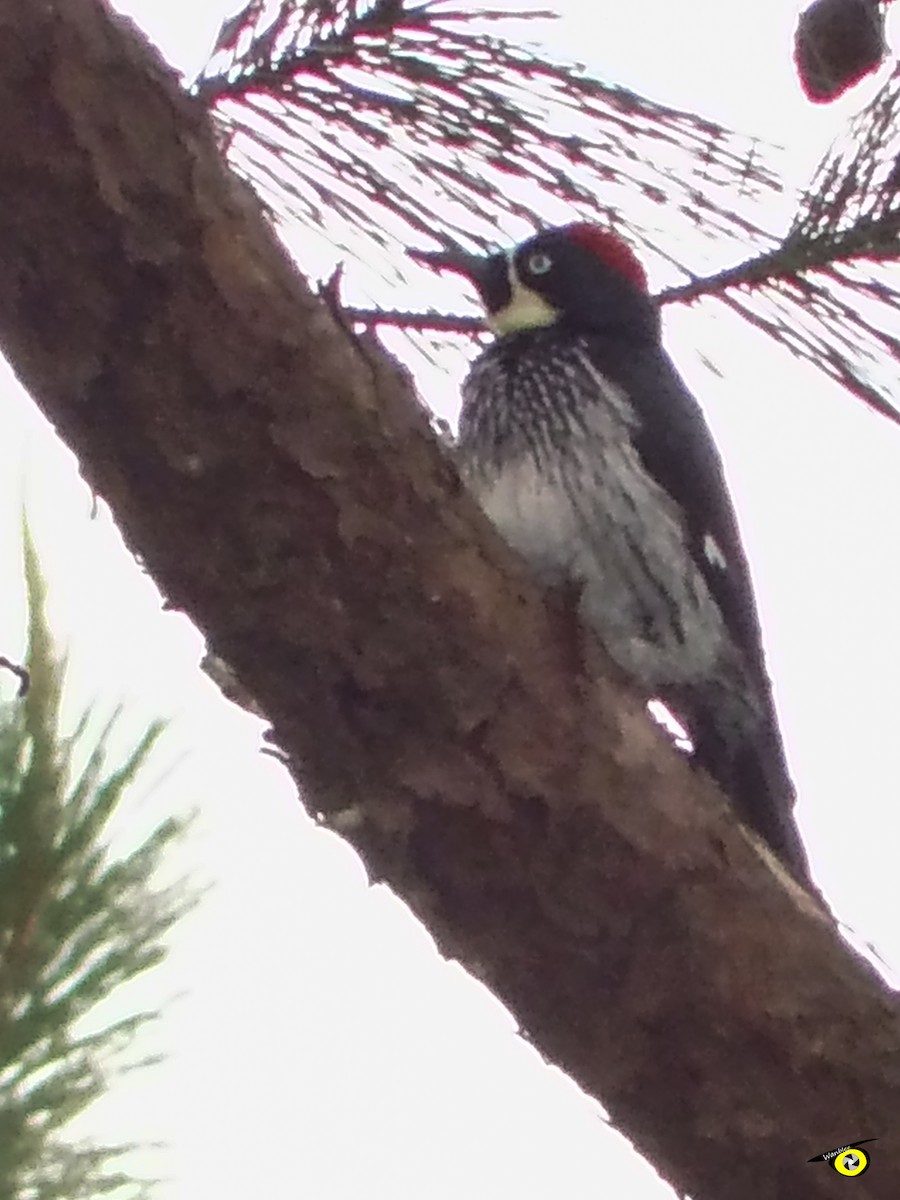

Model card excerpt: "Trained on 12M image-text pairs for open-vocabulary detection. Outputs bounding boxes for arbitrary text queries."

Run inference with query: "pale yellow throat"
[487,265,561,336]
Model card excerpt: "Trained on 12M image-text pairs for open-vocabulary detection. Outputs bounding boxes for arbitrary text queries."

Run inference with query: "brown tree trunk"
[0,2,895,1196]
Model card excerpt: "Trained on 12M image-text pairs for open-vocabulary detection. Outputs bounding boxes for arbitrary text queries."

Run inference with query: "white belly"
[467,447,729,689]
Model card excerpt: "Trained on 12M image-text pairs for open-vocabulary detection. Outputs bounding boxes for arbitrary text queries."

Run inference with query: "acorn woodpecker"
[419,223,811,886]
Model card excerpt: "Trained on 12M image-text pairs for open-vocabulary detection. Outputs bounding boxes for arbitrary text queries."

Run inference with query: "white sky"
[2,1,899,1195]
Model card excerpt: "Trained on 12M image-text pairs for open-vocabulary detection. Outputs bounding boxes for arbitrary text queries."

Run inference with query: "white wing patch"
[703,532,728,571]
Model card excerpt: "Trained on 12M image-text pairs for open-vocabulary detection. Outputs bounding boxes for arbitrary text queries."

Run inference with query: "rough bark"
[0,2,896,1196]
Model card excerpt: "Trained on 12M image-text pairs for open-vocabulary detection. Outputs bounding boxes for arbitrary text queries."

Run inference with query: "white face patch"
[487,254,561,336]
[703,532,728,571]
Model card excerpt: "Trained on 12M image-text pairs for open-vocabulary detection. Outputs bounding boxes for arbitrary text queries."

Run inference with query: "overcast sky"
[2,1,899,1196]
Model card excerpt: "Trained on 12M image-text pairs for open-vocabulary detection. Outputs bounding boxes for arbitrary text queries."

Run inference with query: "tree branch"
[353,212,900,426]
[0,3,897,1197]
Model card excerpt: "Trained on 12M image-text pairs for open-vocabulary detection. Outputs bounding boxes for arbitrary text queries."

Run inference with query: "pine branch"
[198,1,777,265]
[340,211,900,426]
[340,305,482,332]
[740,61,900,422]
[0,5,897,1198]
[0,533,193,1197]
[196,1,900,425]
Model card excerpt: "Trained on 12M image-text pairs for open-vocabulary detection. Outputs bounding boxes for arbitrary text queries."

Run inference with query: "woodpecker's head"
[416,224,657,342]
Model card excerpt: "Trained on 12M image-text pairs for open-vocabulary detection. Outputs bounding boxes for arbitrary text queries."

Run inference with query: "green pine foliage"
[0,535,194,1199]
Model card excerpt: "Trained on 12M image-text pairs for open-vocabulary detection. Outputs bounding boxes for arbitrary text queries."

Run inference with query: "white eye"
[526,251,553,276]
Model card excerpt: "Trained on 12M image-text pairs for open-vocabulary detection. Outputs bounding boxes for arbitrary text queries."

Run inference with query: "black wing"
[584,331,812,885]
[586,331,771,694]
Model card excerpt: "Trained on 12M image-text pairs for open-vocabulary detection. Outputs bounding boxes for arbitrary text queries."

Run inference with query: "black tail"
[680,693,813,888]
